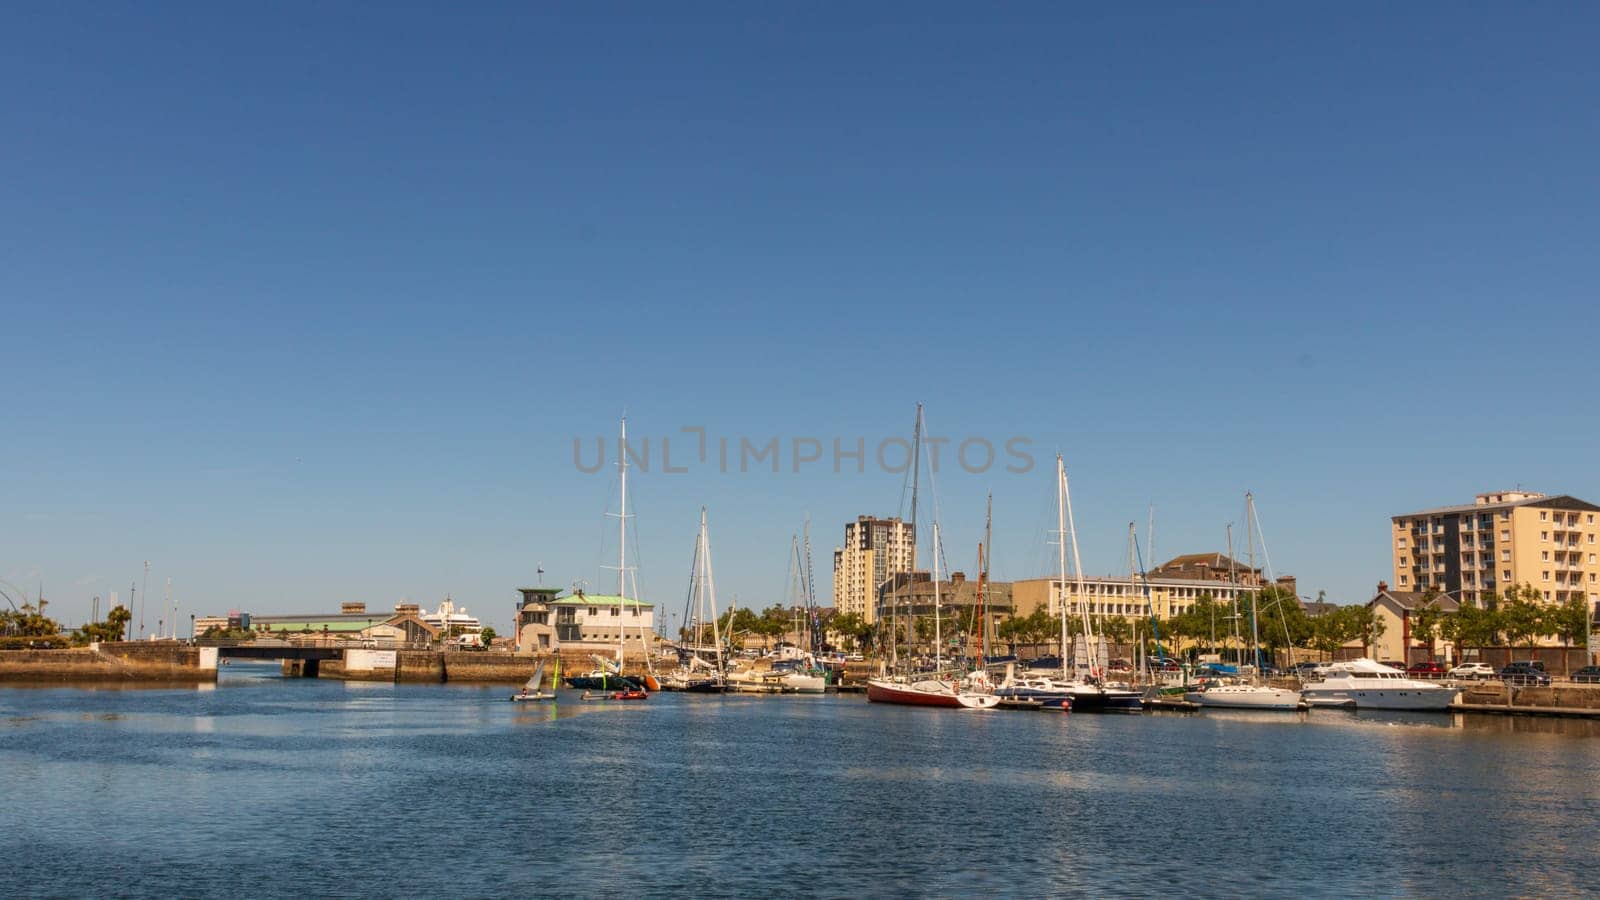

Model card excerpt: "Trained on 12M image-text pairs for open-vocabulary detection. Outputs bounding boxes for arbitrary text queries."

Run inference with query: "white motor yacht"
[1300,658,1460,711]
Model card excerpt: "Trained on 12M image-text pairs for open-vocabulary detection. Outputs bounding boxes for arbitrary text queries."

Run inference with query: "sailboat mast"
[1227,523,1239,665]
[1063,457,1095,676]
[1128,522,1137,676]
[1056,455,1070,680]
[703,509,724,676]
[908,403,922,663]
[933,522,942,672]
[618,417,628,669]
[972,490,985,659]
[803,518,817,657]
[1247,492,1262,674]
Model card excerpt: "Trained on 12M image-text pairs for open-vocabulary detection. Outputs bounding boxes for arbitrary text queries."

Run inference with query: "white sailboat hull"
[1184,685,1302,710]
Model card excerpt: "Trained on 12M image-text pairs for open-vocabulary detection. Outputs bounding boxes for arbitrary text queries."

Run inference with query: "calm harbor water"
[4,662,1599,898]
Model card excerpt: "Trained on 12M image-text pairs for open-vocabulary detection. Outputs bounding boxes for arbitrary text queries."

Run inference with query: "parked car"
[1107,658,1133,673]
[1499,662,1552,686]
[1379,660,1408,671]
[1406,661,1448,678]
[1570,665,1600,684]
[1448,662,1496,680]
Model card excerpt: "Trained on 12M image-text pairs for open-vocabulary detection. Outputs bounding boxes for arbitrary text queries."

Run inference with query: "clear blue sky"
[4,3,1596,633]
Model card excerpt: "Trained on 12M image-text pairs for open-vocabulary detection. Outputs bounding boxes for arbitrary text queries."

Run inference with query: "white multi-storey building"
[831,515,916,624]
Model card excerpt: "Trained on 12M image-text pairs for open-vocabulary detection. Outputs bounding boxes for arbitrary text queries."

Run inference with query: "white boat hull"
[1184,685,1302,710]
[1301,687,1459,711]
[782,673,826,694]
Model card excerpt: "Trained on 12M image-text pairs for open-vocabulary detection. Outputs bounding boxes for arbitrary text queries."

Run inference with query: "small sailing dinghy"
[510,659,557,702]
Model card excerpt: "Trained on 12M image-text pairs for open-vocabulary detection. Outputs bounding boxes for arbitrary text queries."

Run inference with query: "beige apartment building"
[1011,553,1297,623]
[1391,491,1600,608]
[831,515,915,624]
[1012,574,1255,624]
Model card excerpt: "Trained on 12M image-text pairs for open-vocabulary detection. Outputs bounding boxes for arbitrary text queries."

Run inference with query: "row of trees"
[0,603,131,645]
[1148,584,1590,661]
[679,605,808,650]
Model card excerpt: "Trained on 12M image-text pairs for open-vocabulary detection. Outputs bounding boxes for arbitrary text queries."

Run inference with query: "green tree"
[1437,610,1463,663]
[479,626,497,648]
[1101,616,1133,648]
[1450,602,1501,651]
[1254,587,1313,660]
[1307,606,1357,659]
[1411,590,1443,662]
[1499,585,1545,661]
[1347,604,1385,657]
[1545,594,1591,675]
[72,605,132,644]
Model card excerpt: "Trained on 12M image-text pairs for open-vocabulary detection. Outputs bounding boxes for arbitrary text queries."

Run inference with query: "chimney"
[1377,581,1388,594]
[342,602,366,615]
[950,571,966,584]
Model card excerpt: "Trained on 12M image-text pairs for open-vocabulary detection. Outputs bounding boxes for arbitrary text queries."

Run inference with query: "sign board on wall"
[345,649,397,671]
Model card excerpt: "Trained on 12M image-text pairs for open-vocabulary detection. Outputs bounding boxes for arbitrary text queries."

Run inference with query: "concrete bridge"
[215,643,346,661]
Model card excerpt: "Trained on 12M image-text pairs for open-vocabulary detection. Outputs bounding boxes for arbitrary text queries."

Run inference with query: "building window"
[1588,514,1595,525]
[1502,550,1511,561]
[1399,575,1409,585]
[1503,570,1512,580]
[1397,538,1407,548]
[1501,530,1511,541]
[1542,571,1551,582]
[1540,511,1548,521]
[1544,591,1551,600]
[1542,551,1550,561]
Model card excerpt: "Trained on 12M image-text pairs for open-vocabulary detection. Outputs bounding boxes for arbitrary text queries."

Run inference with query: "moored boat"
[1183,683,1303,710]
[1300,658,1461,711]
[866,677,1000,710]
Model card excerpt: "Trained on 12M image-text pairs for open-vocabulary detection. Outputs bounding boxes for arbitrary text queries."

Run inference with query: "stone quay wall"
[0,643,215,682]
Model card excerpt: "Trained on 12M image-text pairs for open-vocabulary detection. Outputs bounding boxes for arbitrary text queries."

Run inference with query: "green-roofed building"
[547,590,655,652]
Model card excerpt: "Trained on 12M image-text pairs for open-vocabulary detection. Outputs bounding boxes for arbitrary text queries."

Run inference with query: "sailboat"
[564,417,650,696]
[510,659,556,702]
[866,407,999,711]
[997,455,1140,712]
[663,507,728,693]
[1184,493,1302,711]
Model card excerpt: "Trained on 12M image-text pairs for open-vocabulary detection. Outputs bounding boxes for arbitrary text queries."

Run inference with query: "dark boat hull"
[993,688,1072,710]
[1067,689,1143,713]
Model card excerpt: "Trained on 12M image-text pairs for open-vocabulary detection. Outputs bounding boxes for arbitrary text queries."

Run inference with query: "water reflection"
[2,683,1598,897]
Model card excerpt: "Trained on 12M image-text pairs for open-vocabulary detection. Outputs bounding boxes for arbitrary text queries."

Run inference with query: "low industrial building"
[248,602,439,643]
